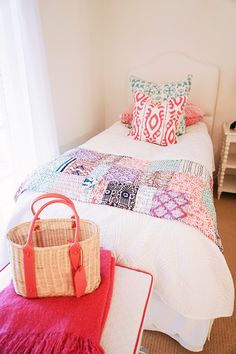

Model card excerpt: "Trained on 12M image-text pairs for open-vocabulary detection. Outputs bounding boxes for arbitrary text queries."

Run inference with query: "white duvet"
[9,121,234,320]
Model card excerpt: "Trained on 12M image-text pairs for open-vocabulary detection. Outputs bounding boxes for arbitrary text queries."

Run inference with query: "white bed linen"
[82,121,233,318]
[144,293,213,352]
[7,121,234,351]
[82,121,215,173]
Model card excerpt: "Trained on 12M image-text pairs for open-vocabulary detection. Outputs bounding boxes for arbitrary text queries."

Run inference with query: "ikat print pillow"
[128,91,188,146]
[129,75,192,135]
[120,104,186,134]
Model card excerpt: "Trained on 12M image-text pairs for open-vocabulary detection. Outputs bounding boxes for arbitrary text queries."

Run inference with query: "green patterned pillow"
[176,112,186,136]
[130,74,192,101]
[129,74,192,135]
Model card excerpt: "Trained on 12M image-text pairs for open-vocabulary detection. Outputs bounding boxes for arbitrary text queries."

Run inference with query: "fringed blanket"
[0,250,115,354]
[16,148,222,251]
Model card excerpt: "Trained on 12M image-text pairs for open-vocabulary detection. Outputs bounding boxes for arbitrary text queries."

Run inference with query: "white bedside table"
[217,122,236,199]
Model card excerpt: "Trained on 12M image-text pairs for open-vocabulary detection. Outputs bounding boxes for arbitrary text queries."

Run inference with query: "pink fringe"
[0,332,104,354]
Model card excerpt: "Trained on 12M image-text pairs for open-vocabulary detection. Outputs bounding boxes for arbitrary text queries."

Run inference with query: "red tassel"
[0,333,104,354]
[74,265,87,298]
[69,244,87,297]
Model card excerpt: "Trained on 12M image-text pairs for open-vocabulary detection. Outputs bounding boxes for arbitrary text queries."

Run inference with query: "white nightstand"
[217,122,236,199]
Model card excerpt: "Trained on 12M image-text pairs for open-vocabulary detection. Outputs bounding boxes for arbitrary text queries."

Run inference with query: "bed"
[7,52,234,352]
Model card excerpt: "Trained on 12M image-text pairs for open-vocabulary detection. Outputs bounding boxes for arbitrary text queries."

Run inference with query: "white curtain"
[0,0,59,270]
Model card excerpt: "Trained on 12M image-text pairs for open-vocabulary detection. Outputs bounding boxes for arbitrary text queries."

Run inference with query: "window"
[0,0,59,270]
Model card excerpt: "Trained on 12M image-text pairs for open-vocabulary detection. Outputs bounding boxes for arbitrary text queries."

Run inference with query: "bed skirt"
[144,291,213,352]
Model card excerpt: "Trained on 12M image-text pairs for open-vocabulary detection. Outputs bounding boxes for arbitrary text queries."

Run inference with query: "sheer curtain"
[0,0,59,270]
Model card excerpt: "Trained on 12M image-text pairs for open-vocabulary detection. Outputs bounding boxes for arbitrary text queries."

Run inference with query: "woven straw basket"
[7,193,101,298]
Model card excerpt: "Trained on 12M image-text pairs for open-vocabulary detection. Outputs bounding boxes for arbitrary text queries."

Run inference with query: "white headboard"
[129,52,219,135]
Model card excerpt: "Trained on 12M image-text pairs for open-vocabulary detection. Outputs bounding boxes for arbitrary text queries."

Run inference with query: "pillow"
[128,91,188,146]
[130,74,192,102]
[120,104,186,134]
[129,75,192,135]
[185,102,205,126]
[176,112,186,136]
[120,106,133,126]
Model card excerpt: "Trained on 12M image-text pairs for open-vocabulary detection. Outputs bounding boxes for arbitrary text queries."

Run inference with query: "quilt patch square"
[184,200,218,245]
[168,172,204,201]
[53,156,76,172]
[201,187,217,225]
[52,173,85,200]
[151,190,189,220]
[133,186,156,214]
[63,160,94,176]
[25,169,56,194]
[180,160,210,181]
[102,182,139,210]
[100,154,122,165]
[104,166,140,184]
[90,163,110,180]
[116,156,150,171]
[79,186,94,202]
[91,179,109,204]
[148,160,182,172]
[68,148,103,162]
[138,171,173,188]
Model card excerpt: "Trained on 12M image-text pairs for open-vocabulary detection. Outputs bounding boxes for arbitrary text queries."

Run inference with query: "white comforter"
[9,121,234,320]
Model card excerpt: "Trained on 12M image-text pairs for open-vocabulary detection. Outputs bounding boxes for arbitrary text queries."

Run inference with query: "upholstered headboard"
[129,52,219,135]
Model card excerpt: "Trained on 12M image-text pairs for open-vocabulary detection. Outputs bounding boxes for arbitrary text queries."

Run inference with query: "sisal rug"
[141,192,236,354]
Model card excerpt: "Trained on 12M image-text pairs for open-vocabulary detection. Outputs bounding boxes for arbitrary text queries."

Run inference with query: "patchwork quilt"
[16,148,222,251]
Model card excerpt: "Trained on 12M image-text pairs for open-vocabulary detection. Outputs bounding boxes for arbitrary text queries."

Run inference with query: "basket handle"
[23,198,87,298]
[31,193,75,215]
[27,199,80,247]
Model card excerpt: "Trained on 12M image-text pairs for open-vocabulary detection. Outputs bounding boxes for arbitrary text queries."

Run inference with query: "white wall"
[38,0,236,166]
[38,0,105,152]
[103,0,236,166]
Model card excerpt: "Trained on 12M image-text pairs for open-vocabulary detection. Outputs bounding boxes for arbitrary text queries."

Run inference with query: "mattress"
[7,121,234,351]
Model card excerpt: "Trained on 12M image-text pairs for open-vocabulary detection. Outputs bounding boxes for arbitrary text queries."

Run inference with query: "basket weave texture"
[7,218,100,297]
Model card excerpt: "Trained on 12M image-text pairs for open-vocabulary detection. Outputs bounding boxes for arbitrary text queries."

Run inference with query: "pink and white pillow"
[185,102,205,126]
[128,91,187,146]
[121,101,205,130]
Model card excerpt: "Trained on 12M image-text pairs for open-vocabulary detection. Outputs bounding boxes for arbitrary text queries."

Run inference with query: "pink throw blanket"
[0,250,115,354]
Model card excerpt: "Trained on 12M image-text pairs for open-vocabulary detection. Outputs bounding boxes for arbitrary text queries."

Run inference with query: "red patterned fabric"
[0,250,115,354]
[120,105,133,125]
[185,102,204,126]
[128,91,187,146]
